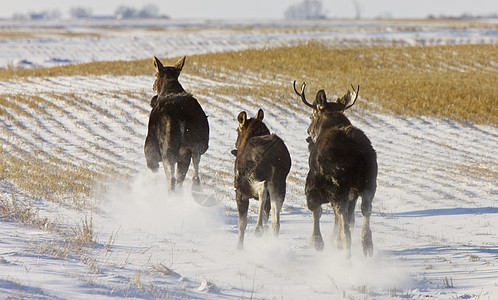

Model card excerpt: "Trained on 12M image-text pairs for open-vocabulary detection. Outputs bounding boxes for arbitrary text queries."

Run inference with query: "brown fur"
[144,56,209,191]
[232,109,291,249]
[295,82,377,257]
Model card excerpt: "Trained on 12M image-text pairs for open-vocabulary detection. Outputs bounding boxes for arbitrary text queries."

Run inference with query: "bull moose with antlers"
[144,56,209,191]
[231,109,291,249]
[294,81,377,257]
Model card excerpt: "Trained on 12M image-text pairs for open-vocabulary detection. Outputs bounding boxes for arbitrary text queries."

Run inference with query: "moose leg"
[176,148,192,188]
[255,182,269,237]
[307,181,324,250]
[307,173,325,250]
[332,210,341,249]
[263,189,270,230]
[333,203,352,258]
[334,198,357,251]
[347,190,359,231]
[191,146,202,191]
[361,194,374,257]
[236,193,249,250]
[270,200,282,237]
[162,157,176,191]
[144,134,161,172]
[311,206,324,251]
[268,181,285,237]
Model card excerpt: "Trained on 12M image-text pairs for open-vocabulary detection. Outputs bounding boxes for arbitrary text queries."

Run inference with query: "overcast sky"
[1,0,497,19]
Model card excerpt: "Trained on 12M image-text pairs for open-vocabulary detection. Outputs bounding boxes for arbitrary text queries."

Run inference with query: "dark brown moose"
[294,81,377,257]
[231,109,291,249]
[144,56,209,191]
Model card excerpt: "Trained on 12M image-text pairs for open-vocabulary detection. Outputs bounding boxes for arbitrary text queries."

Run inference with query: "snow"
[0,19,497,299]
[2,19,498,69]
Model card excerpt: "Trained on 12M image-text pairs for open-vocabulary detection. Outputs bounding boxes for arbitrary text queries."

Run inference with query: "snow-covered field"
[2,18,498,69]
[0,19,497,299]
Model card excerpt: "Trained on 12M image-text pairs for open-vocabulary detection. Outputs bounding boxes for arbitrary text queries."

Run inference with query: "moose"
[144,56,209,191]
[293,81,377,257]
[231,109,291,249]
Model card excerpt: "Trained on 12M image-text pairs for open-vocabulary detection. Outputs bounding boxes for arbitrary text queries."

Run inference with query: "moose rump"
[306,125,377,254]
[232,109,291,249]
[145,93,209,187]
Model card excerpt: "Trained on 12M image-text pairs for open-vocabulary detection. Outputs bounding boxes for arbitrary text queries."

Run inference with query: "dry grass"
[0,60,148,78]
[0,31,36,40]
[2,42,495,124]
[72,215,95,247]
[0,145,101,208]
[456,162,498,182]
[0,89,141,210]
[1,184,98,261]
[186,43,497,125]
[0,187,49,228]
[0,28,102,41]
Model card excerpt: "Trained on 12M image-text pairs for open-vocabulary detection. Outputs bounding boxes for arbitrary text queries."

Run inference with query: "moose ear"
[316,90,327,109]
[153,56,164,72]
[237,111,247,126]
[150,95,158,108]
[338,90,352,107]
[175,56,186,71]
[255,109,264,121]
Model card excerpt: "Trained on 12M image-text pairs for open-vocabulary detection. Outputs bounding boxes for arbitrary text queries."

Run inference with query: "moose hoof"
[335,238,344,250]
[236,241,244,250]
[362,241,373,257]
[192,176,201,191]
[362,229,373,257]
[312,235,324,251]
[193,176,200,184]
[272,225,280,237]
[255,226,264,237]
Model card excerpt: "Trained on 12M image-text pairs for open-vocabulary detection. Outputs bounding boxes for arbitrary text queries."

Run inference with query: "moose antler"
[293,81,316,110]
[344,84,360,110]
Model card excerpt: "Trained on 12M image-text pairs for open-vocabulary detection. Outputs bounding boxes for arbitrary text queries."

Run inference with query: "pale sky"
[1,0,497,19]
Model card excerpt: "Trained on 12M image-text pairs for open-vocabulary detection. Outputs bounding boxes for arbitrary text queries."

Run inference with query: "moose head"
[231,109,270,156]
[293,81,359,143]
[152,56,186,97]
